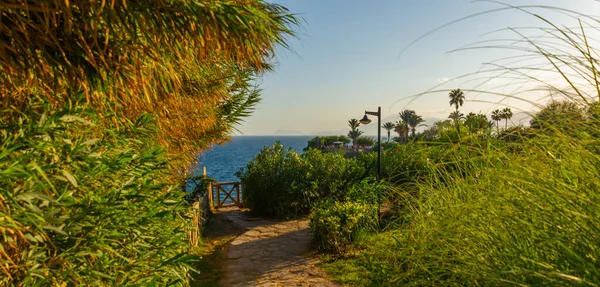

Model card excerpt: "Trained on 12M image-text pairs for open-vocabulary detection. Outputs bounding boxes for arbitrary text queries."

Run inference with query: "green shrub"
[237,145,366,217]
[310,200,378,254]
[1,102,196,286]
[236,142,308,217]
[344,178,388,206]
[358,142,492,185]
[300,149,366,202]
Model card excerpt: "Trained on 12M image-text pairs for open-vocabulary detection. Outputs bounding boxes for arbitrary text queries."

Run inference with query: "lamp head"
[360,114,372,125]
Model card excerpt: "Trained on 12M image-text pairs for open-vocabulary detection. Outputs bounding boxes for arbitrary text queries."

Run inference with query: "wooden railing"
[209,181,244,208]
[188,194,209,247]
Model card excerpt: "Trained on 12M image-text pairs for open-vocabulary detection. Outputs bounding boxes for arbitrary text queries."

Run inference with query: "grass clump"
[310,200,378,254]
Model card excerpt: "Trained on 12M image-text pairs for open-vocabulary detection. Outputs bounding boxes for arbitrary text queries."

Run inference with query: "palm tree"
[394,121,409,143]
[347,129,364,147]
[398,110,417,142]
[348,118,363,148]
[448,111,464,128]
[491,109,502,134]
[501,107,513,129]
[348,118,361,131]
[407,113,427,139]
[382,122,395,142]
[448,89,465,133]
[399,110,414,127]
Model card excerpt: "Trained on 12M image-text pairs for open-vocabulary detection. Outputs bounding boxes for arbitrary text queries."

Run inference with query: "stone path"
[216,207,338,287]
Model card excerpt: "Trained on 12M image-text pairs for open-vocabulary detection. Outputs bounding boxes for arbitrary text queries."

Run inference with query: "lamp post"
[360,106,381,181]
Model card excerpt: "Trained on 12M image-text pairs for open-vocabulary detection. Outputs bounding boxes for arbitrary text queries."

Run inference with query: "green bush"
[1,102,195,286]
[236,142,308,217]
[310,200,378,254]
[358,142,484,185]
[300,149,366,203]
[237,145,366,217]
[344,178,388,206]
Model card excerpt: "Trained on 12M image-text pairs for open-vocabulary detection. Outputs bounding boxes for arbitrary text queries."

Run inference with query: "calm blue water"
[196,136,313,182]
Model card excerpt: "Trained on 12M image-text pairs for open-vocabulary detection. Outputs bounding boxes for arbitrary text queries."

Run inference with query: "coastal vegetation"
[236,5,600,285]
[304,135,350,151]
[5,0,599,285]
[0,1,296,285]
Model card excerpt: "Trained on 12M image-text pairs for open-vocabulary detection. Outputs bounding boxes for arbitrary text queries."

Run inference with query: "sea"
[195,136,313,182]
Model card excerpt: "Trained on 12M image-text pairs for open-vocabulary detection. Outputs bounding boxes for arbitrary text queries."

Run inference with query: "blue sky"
[239,0,599,135]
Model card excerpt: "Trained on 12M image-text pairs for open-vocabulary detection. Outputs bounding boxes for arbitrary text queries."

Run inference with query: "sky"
[238,0,600,135]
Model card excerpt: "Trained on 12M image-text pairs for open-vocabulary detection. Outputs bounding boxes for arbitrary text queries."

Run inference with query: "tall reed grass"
[325,3,600,285]
[0,1,297,285]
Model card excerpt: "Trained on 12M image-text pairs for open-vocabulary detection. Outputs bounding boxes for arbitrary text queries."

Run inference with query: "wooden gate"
[209,181,244,208]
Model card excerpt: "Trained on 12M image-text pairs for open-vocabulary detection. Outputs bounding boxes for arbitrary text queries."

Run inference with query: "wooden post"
[216,184,221,207]
[241,183,244,203]
[236,183,240,205]
[204,167,213,207]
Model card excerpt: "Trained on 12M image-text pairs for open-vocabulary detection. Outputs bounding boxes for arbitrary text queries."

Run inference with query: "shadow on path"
[211,207,338,287]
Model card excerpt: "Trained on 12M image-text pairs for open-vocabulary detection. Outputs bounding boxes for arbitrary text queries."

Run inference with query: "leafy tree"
[305,136,349,151]
[448,89,465,134]
[464,112,490,135]
[357,136,376,146]
[421,120,450,140]
[383,122,395,142]
[422,125,440,140]
[306,136,324,150]
[491,109,502,134]
[501,107,513,129]
[330,136,351,146]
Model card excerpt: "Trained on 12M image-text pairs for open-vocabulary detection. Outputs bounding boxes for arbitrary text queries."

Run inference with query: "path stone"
[216,207,338,287]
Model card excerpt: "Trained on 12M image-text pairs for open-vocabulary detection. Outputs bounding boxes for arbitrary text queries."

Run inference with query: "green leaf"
[61,170,78,188]
[43,225,68,236]
[16,192,56,203]
[60,115,94,125]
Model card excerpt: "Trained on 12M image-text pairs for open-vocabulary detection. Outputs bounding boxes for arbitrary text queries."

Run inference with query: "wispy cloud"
[436,77,451,83]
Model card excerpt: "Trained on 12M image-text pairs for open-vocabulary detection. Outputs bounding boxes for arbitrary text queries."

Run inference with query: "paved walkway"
[216,207,338,287]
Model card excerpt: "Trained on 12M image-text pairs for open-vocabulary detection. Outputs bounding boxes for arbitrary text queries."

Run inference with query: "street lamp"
[360,106,381,181]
